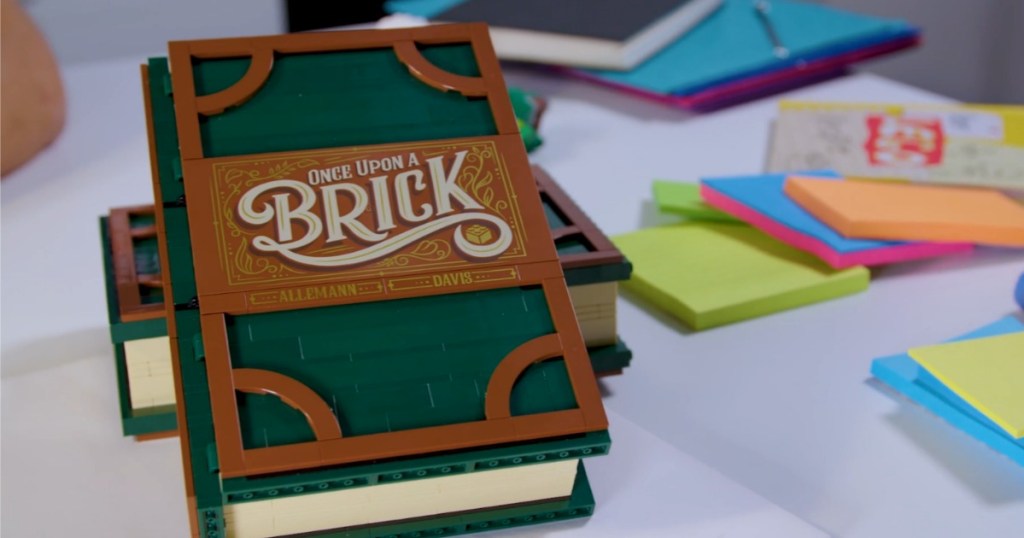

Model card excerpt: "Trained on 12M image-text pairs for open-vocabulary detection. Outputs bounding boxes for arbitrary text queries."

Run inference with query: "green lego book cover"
[140,24,612,537]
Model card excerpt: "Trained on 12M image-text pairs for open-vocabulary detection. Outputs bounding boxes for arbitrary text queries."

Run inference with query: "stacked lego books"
[102,24,617,538]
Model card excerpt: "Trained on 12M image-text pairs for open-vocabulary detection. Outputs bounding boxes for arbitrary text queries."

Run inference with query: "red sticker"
[864,114,944,166]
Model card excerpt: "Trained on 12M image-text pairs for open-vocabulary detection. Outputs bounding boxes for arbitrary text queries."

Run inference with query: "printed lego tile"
[698,172,971,268]
[613,222,868,330]
[784,177,1024,247]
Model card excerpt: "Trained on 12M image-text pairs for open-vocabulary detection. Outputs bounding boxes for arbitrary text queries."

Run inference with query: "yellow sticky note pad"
[909,332,1024,439]
[612,222,869,330]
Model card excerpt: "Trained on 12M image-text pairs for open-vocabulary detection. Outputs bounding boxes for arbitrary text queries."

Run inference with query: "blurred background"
[21,0,1024,103]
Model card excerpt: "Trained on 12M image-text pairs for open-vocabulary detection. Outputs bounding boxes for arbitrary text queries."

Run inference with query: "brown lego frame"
[531,166,626,270]
[141,64,200,534]
[159,25,607,481]
[108,206,164,322]
[167,23,521,162]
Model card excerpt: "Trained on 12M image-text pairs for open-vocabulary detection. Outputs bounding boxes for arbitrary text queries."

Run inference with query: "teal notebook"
[580,0,918,96]
[390,0,918,98]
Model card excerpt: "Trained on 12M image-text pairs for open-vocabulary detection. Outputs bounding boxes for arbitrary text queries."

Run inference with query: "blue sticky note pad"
[384,0,465,17]
[871,316,1024,467]
[702,170,888,254]
[581,0,918,96]
[1015,273,1023,310]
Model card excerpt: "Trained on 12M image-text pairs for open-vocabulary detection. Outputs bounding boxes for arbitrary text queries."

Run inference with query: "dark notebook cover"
[438,0,694,42]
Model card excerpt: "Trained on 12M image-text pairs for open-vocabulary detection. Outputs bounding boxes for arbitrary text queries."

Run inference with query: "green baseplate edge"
[302,461,594,538]
[219,431,608,505]
[141,48,608,537]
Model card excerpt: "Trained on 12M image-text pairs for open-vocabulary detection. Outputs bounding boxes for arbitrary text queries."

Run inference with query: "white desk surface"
[2,53,1022,538]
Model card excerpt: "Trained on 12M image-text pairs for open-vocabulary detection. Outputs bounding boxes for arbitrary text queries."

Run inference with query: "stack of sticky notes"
[624,169,1024,331]
[872,316,1024,466]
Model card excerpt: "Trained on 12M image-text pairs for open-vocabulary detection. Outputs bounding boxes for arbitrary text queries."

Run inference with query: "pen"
[755,0,790,59]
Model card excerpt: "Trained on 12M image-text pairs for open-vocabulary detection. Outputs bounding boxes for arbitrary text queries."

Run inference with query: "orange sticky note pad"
[784,177,1024,247]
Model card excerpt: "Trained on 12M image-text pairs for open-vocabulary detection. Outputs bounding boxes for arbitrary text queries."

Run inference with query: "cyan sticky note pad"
[700,171,972,268]
[871,316,1024,467]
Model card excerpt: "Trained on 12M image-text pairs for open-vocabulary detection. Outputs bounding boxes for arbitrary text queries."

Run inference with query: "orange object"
[784,177,1024,247]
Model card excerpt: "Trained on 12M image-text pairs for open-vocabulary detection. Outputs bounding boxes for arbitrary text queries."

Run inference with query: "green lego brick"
[109,319,167,346]
[99,217,167,343]
[147,58,184,204]
[192,44,497,158]
[127,212,162,287]
[563,260,633,287]
[161,205,198,306]
[517,118,542,152]
[587,339,633,375]
[318,461,595,538]
[508,87,543,128]
[220,430,608,504]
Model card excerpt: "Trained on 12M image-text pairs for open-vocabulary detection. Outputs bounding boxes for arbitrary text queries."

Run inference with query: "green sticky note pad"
[612,222,869,330]
[909,332,1024,439]
[653,180,740,223]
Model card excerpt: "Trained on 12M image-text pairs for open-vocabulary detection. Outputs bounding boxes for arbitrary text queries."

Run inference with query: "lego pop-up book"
[101,165,633,438]
[138,24,611,537]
